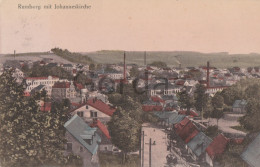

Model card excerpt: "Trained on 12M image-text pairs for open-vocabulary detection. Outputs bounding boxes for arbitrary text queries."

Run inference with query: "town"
[0,48,259,167]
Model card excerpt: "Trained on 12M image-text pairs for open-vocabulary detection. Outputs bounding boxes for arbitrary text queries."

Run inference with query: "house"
[241,133,260,167]
[31,85,50,96]
[154,111,186,127]
[71,98,116,123]
[187,132,213,161]
[174,117,199,144]
[51,81,77,101]
[142,101,163,112]
[63,64,74,72]
[25,76,59,94]
[232,100,247,113]
[178,110,199,117]
[12,68,24,83]
[64,115,101,167]
[90,120,114,152]
[206,134,229,167]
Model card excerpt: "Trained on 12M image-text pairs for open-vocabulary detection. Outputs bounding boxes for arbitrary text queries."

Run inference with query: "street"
[141,123,188,167]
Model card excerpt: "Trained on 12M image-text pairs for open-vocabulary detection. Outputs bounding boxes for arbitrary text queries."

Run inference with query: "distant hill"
[3,50,260,68]
[84,50,260,68]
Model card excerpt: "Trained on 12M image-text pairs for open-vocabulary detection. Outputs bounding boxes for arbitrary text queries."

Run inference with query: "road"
[141,123,188,167]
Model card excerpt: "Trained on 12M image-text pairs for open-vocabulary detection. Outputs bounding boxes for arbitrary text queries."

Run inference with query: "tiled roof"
[175,118,199,143]
[64,115,101,155]
[241,133,260,167]
[87,99,116,116]
[90,120,111,139]
[74,82,84,90]
[151,96,165,103]
[187,132,213,157]
[53,82,70,88]
[206,134,228,160]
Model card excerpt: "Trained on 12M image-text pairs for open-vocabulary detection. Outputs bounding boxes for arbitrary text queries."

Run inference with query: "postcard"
[0,0,260,167]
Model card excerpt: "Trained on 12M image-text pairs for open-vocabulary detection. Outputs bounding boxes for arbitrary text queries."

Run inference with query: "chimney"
[144,51,146,66]
[179,63,181,69]
[124,51,126,82]
[207,61,210,88]
[14,50,16,59]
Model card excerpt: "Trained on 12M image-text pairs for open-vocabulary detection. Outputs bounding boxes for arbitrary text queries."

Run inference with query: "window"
[86,105,88,109]
[79,146,84,152]
[84,139,93,145]
[67,143,72,151]
[90,111,97,118]
[77,111,83,117]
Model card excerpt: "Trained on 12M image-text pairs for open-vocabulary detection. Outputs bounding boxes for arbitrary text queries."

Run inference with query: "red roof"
[40,102,52,112]
[151,96,165,103]
[74,82,84,89]
[174,117,199,143]
[87,99,115,116]
[91,120,111,139]
[53,82,70,88]
[25,76,58,80]
[206,134,228,160]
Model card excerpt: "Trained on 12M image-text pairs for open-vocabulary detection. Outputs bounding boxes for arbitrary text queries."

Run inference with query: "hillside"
[2,50,260,68]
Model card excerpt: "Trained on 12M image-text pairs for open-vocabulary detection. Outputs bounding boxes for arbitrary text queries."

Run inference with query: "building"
[90,120,114,152]
[25,76,59,95]
[205,134,229,167]
[187,132,213,161]
[51,81,76,101]
[64,115,101,167]
[71,98,116,123]
[241,133,260,167]
[232,100,247,113]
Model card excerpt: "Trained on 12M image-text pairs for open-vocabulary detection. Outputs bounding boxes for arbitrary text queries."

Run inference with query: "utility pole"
[149,138,152,167]
[142,131,144,167]
[14,50,16,59]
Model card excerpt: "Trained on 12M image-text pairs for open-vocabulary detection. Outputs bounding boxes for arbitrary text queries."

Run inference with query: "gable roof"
[175,118,199,143]
[206,134,229,160]
[87,99,116,116]
[64,115,101,155]
[187,132,213,157]
[90,120,111,140]
[241,133,260,167]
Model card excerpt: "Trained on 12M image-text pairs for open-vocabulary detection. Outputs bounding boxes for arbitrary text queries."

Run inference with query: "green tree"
[107,108,141,164]
[194,84,208,119]
[239,98,260,132]
[212,93,224,109]
[149,61,167,68]
[0,70,80,167]
[89,63,95,71]
[129,66,139,78]
[177,89,194,113]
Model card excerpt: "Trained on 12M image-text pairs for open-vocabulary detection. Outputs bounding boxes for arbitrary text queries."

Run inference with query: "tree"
[212,93,224,109]
[177,89,194,113]
[239,98,260,132]
[0,70,80,167]
[89,63,95,71]
[129,66,139,78]
[149,61,167,68]
[107,108,141,164]
[194,84,208,119]
[211,108,224,127]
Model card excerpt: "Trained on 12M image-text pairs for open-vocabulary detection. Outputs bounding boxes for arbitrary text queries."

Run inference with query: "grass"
[99,152,140,167]
[230,125,249,133]
[4,50,260,68]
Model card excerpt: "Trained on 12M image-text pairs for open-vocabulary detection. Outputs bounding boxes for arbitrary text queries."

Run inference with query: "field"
[2,50,260,68]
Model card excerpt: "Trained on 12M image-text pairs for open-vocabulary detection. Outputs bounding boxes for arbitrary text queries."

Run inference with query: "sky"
[0,0,260,54]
